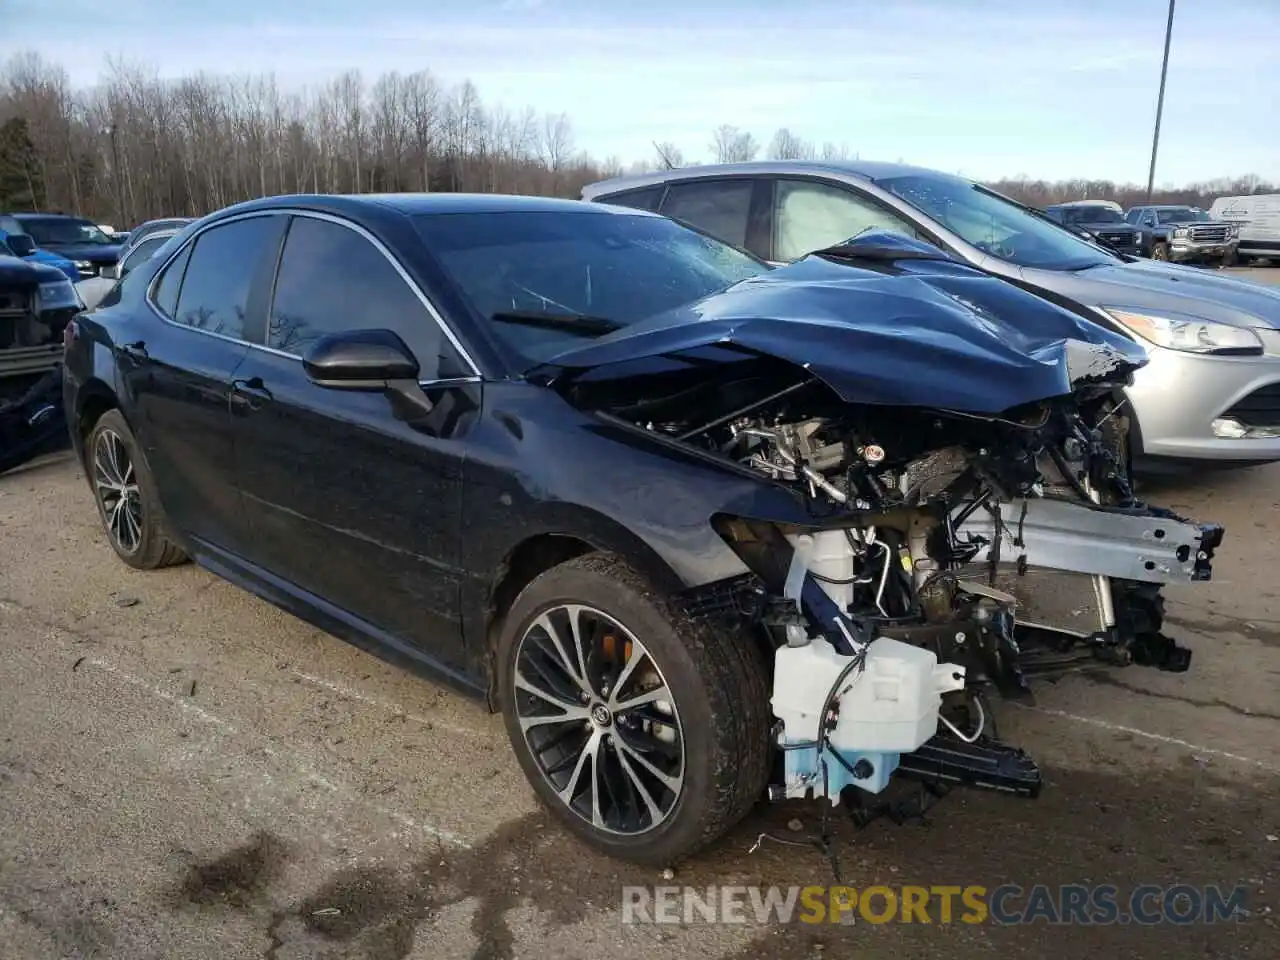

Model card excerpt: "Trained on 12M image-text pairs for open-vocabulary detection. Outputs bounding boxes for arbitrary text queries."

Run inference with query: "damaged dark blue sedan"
[61,194,1224,865]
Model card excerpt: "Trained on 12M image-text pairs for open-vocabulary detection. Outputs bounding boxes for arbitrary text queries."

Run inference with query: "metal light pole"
[1145,0,1176,201]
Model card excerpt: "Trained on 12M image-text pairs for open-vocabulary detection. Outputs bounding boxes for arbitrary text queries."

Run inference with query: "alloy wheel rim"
[513,604,686,836]
[93,429,143,555]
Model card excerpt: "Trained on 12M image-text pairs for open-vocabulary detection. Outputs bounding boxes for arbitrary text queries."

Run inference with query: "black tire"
[85,409,187,570]
[1150,241,1169,261]
[1221,247,1238,267]
[496,552,772,866]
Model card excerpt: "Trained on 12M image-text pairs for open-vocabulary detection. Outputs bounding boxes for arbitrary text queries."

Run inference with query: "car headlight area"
[37,278,83,311]
[1101,307,1264,355]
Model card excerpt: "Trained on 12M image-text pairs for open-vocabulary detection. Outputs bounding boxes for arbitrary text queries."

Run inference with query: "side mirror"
[302,328,421,389]
[7,234,36,257]
[101,263,121,281]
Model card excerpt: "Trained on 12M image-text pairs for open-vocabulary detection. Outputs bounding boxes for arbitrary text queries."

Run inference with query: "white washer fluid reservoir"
[771,635,966,799]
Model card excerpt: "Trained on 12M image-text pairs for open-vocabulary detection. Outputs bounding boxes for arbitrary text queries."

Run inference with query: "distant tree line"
[0,51,1274,226]
[983,174,1276,210]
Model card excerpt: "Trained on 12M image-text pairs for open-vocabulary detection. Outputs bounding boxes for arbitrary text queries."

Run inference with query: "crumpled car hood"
[534,233,1148,414]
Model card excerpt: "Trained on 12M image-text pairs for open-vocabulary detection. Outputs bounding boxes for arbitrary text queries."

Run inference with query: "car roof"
[210,192,657,221]
[132,228,179,242]
[136,217,194,228]
[12,212,88,221]
[1046,201,1121,209]
[579,159,963,198]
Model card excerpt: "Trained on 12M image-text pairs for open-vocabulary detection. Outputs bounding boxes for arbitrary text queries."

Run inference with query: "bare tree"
[710,124,758,163]
[598,154,624,179]
[540,111,574,191]
[768,128,815,161]
[652,140,686,170]
[333,70,364,192]
[371,71,408,191]
[820,141,852,162]
[402,70,441,191]
[443,80,483,191]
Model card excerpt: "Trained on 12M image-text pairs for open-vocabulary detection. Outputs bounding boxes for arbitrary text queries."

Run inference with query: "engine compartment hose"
[938,697,986,744]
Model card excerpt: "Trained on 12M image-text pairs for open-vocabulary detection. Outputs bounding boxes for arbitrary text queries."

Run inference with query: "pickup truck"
[1042,202,1144,256]
[1124,204,1241,265]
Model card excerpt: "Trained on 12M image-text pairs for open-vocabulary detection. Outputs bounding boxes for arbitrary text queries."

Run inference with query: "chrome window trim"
[144,207,482,380]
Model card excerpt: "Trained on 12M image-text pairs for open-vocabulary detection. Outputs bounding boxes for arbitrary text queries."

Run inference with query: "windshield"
[17,216,115,246]
[876,174,1117,270]
[1061,206,1124,224]
[1156,207,1210,223]
[415,210,767,367]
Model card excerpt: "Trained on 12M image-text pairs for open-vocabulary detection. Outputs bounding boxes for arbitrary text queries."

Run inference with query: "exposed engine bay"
[564,352,1224,806]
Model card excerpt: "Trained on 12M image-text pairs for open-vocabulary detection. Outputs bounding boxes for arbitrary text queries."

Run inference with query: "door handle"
[230,376,273,412]
[120,339,148,360]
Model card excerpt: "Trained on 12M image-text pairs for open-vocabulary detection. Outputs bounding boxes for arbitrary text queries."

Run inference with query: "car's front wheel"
[1150,241,1169,261]
[496,552,771,865]
[86,409,187,569]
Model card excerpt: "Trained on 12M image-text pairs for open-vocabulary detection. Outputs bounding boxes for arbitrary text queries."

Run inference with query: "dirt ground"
[1,262,1278,959]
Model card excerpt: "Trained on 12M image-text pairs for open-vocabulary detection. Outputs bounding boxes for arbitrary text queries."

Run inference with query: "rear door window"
[150,244,192,318]
[659,179,755,248]
[595,186,664,212]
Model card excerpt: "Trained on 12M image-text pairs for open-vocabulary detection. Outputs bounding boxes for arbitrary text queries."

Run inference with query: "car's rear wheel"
[86,409,187,569]
[1150,242,1169,261]
[496,552,771,865]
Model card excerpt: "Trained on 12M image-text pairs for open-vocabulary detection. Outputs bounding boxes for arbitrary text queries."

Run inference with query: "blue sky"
[4,0,1277,184]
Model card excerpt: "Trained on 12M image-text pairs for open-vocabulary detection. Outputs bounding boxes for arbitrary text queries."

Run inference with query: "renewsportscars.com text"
[621,884,1250,926]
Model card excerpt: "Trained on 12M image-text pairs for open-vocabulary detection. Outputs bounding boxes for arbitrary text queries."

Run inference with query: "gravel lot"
[1,265,1278,959]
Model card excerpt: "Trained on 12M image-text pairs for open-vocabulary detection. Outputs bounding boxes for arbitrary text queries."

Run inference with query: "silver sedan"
[75,228,182,311]
[581,161,1280,465]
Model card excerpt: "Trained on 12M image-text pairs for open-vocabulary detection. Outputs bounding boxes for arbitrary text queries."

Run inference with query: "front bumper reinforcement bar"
[956,497,1222,585]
